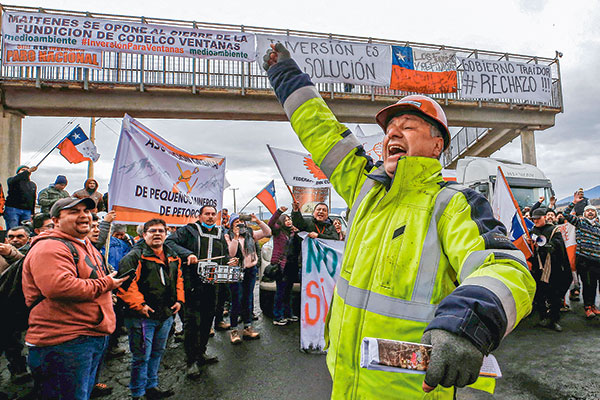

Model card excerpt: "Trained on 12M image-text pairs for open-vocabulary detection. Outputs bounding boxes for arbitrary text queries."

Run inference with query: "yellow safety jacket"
[268,59,536,400]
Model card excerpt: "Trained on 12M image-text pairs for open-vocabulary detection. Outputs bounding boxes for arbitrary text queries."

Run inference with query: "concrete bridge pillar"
[0,111,24,221]
[520,130,537,166]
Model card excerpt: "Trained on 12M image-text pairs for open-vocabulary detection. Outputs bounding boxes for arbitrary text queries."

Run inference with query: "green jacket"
[38,185,69,213]
[268,59,535,400]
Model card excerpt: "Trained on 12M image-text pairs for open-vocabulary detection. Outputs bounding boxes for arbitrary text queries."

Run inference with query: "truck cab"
[453,157,554,209]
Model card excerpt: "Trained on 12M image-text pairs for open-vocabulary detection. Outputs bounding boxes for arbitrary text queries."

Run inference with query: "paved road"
[2,296,599,399]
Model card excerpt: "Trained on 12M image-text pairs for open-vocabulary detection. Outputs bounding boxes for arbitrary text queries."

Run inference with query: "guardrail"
[0,4,564,111]
[442,127,490,167]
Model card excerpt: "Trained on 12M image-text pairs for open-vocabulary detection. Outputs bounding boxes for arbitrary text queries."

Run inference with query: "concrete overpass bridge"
[0,5,563,186]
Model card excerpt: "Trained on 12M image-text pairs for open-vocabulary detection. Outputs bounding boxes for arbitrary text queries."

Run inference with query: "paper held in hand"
[360,337,502,378]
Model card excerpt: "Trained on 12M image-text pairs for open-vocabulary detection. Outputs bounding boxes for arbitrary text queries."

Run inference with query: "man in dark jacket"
[291,201,339,240]
[528,208,572,332]
[572,188,589,216]
[118,218,184,400]
[4,165,37,229]
[165,205,237,378]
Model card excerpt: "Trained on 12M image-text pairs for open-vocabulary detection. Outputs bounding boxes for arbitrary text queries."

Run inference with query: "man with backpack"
[21,197,127,399]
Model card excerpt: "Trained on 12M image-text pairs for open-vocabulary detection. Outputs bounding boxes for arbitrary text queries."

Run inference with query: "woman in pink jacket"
[225,214,271,344]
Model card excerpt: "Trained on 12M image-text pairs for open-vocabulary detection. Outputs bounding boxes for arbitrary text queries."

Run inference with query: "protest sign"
[267,145,332,188]
[257,34,391,86]
[458,57,552,102]
[558,222,577,271]
[108,115,226,225]
[4,43,102,69]
[300,234,344,352]
[292,186,329,212]
[2,11,257,62]
[391,47,457,93]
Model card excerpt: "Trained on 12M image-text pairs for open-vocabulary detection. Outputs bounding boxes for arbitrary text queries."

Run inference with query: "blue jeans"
[273,275,294,320]
[125,316,173,397]
[229,266,257,328]
[28,335,108,400]
[4,206,32,229]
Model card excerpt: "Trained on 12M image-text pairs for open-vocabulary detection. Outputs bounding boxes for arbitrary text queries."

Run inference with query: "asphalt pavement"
[2,295,600,399]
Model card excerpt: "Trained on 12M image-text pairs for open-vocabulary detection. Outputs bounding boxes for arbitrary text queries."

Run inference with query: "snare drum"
[197,261,243,284]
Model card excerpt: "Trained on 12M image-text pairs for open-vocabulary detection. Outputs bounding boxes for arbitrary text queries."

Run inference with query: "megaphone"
[531,234,547,247]
[537,236,547,247]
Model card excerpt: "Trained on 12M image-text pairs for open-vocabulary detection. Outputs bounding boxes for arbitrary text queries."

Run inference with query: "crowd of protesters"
[2,163,600,399]
[524,188,600,332]
[0,167,346,400]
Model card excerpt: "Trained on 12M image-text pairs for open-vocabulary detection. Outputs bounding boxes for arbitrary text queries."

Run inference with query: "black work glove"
[421,329,484,391]
[262,42,291,72]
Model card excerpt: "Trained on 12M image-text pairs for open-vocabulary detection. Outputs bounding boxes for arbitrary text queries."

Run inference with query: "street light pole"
[230,187,239,213]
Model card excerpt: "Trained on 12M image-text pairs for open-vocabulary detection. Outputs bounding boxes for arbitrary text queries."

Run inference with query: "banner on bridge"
[108,115,226,225]
[2,11,257,62]
[300,234,343,352]
[257,34,392,86]
[458,57,552,103]
[4,43,102,69]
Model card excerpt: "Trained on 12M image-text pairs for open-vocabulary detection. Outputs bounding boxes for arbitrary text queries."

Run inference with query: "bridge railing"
[0,5,564,111]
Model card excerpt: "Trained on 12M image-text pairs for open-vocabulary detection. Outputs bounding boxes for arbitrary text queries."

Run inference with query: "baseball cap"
[50,197,96,218]
[531,208,547,220]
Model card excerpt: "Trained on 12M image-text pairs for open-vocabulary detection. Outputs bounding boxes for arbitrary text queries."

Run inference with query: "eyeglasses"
[146,228,166,234]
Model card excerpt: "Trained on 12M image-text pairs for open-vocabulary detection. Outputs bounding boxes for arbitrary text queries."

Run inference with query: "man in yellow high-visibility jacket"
[263,44,535,399]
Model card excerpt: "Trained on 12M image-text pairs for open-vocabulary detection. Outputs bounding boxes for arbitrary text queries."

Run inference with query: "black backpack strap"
[28,237,82,311]
[32,236,80,277]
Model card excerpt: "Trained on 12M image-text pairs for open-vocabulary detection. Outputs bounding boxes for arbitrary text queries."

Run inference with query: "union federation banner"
[267,145,332,189]
[108,115,226,225]
[300,234,344,352]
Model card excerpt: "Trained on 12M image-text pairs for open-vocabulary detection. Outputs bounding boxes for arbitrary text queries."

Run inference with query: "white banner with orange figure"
[300,234,343,352]
[267,145,331,189]
[108,115,226,225]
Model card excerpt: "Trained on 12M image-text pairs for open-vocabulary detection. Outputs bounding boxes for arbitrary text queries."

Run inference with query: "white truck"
[451,157,554,209]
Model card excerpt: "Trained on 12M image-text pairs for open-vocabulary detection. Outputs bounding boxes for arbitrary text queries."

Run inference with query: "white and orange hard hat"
[375,95,450,150]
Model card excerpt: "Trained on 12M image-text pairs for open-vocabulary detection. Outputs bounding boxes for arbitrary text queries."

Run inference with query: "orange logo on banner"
[172,163,200,194]
[303,157,327,180]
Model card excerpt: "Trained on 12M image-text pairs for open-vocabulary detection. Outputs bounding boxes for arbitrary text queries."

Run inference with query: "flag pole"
[35,125,80,168]
[266,144,297,203]
[498,166,533,250]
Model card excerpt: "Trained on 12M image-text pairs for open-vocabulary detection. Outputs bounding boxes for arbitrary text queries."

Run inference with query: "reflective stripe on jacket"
[268,58,535,400]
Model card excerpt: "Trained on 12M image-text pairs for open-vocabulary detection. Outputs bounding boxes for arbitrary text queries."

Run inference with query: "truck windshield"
[512,187,553,209]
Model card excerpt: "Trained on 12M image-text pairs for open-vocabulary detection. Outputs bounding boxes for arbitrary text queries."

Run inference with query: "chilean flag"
[57,126,100,164]
[390,46,457,94]
[491,167,533,260]
[255,180,277,214]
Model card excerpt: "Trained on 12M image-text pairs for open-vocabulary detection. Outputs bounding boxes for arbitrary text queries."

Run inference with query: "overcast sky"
[13,0,600,212]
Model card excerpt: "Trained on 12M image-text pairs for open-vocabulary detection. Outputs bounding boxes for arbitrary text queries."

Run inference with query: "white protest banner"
[257,34,391,86]
[412,49,457,72]
[2,11,257,62]
[301,234,344,352]
[4,43,102,69]
[355,125,384,162]
[108,115,226,225]
[458,57,552,102]
[267,145,331,188]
